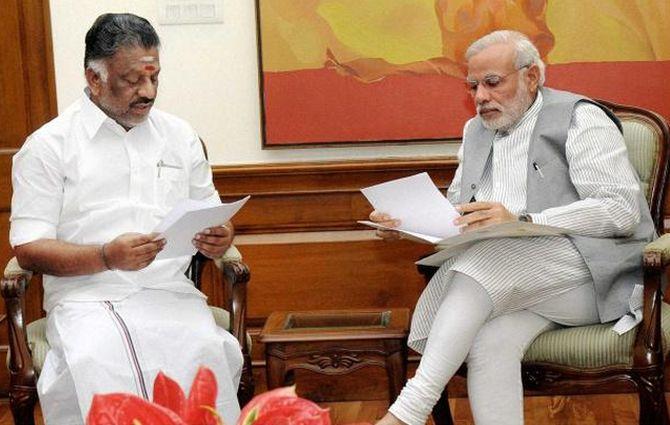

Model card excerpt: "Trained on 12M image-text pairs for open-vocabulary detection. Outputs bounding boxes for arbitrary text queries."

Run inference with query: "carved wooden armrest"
[632,235,670,365]
[213,246,250,351]
[1,257,37,388]
[213,246,254,405]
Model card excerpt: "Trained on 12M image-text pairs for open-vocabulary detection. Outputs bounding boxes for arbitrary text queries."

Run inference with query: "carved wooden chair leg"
[9,385,38,425]
[237,352,255,407]
[431,386,455,425]
[635,370,669,425]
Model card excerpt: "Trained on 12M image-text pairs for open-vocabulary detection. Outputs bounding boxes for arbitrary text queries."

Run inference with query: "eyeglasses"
[465,64,530,93]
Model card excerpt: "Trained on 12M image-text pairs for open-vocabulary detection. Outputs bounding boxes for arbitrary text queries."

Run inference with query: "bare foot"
[375,412,407,425]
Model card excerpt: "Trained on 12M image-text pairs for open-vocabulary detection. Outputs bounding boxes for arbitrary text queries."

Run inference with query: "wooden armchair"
[418,100,670,425]
[1,247,255,425]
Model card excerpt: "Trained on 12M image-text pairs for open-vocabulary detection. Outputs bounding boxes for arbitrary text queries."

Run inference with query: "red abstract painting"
[255,0,670,147]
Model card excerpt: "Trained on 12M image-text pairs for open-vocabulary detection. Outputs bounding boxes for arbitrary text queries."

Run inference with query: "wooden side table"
[258,308,410,403]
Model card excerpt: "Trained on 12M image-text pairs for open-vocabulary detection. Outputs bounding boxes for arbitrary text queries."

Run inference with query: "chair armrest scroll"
[643,233,670,269]
[4,257,33,281]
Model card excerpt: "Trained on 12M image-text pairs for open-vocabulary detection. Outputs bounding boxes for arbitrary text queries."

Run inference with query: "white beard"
[479,81,533,132]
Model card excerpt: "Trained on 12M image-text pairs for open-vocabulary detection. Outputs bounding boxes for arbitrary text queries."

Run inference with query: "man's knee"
[467,323,527,366]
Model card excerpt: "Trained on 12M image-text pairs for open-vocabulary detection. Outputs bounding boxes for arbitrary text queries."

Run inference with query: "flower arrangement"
[86,366,365,425]
[87,366,222,425]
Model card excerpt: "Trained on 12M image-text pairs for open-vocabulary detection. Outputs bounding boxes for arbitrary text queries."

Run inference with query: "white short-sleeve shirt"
[10,91,221,311]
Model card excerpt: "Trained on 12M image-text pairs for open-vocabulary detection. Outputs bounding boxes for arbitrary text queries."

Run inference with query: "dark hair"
[84,13,160,69]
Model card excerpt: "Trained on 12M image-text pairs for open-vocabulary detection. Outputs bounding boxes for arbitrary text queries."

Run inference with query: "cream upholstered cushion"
[523,303,670,368]
[24,305,244,375]
[621,118,660,202]
[25,319,49,375]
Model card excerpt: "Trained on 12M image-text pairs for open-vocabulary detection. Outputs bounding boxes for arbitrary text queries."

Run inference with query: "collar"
[80,88,113,139]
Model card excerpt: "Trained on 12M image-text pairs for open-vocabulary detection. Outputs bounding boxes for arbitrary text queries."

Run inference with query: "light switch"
[200,4,215,18]
[165,5,180,20]
[158,0,224,25]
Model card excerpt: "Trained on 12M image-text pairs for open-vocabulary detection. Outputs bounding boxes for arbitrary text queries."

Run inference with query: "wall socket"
[158,0,224,25]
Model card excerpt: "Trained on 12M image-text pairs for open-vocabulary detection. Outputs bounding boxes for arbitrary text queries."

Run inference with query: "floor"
[0,394,664,425]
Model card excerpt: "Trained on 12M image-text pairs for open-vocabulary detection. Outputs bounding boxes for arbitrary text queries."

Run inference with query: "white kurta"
[409,92,642,353]
[10,91,243,424]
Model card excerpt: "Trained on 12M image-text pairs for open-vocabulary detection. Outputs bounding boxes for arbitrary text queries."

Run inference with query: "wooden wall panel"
[239,239,435,322]
[210,157,458,327]
[213,158,458,233]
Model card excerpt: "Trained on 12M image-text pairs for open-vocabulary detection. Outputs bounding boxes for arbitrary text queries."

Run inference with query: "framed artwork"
[255,0,669,148]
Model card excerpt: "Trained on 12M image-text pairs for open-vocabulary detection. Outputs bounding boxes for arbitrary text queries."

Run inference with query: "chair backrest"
[597,100,670,234]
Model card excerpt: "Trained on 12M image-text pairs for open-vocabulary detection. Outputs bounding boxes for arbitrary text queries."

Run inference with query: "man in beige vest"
[371,30,652,425]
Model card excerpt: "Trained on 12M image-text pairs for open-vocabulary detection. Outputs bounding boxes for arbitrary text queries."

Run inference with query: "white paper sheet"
[356,220,444,244]
[360,172,461,239]
[154,196,250,259]
[359,173,574,267]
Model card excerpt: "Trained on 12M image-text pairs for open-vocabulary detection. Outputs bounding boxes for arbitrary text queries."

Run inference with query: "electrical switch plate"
[158,0,224,25]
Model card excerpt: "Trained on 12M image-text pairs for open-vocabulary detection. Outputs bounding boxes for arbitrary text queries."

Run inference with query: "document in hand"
[358,172,461,243]
[154,196,250,259]
[358,172,573,267]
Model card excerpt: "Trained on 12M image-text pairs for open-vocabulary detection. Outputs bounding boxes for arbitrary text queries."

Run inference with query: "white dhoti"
[37,289,243,425]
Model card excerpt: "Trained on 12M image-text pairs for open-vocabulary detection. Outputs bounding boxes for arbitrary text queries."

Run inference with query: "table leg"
[385,348,407,404]
[266,355,288,390]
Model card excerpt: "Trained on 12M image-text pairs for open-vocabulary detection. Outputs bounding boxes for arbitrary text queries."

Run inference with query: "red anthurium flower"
[87,393,186,425]
[153,372,187,418]
[237,386,298,425]
[238,386,331,425]
[239,386,297,425]
[252,396,331,425]
[88,367,222,425]
[182,366,220,425]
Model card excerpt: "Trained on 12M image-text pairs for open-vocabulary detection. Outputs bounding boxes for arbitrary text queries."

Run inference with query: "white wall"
[49,1,458,165]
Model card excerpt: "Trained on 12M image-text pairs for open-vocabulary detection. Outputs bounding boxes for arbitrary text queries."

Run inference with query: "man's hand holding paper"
[359,172,462,243]
[454,201,518,232]
[369,211,403,240]
[154,196,249,259]
[359,173,574,266]
[193,221,234,259]
[103,232,166,271]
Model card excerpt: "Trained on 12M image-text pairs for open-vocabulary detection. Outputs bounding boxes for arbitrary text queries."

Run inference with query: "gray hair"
[87,58,109,82]
[84,13,160,75]
[465,30,545,86]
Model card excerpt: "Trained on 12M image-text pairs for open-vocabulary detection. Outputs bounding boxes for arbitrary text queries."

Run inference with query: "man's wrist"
[101,243,113,270]
[518,213,533,223]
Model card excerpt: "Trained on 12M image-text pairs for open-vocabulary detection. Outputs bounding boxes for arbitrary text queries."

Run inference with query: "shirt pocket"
[155,166,189,208]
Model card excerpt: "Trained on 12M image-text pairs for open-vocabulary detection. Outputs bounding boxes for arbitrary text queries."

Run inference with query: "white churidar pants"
[37,289,244,425]
[389,272,599,425]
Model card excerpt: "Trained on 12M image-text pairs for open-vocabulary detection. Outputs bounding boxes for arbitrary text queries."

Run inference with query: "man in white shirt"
[10,13,243,424]
[371,30,654,425]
